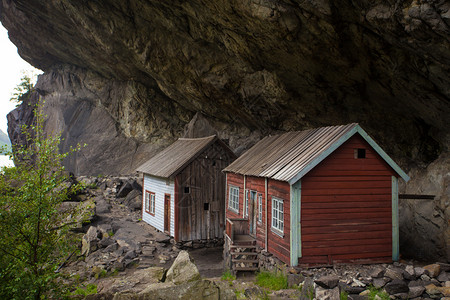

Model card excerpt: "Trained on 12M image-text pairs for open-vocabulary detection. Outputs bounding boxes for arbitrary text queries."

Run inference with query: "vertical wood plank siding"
[226,173,245,219]
[142,175,175,237]
[299,135,396,265]
[176,141,234,241]
[267,179,291,264]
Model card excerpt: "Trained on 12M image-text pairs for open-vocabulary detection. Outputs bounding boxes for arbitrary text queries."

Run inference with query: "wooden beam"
[399,194,435,200]
[392,176,399,262]
[290,180,301,266]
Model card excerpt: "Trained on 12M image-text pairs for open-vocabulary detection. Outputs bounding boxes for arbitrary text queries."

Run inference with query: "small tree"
[0,101,82,299]
[10,71,39,106]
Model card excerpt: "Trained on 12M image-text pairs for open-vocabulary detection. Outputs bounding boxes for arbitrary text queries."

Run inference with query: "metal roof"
[137,135,230,178]
[223,123,410,184]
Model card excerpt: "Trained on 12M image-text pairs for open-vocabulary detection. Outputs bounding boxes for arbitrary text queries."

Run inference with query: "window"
[228,186,239,213]
[354,148,366,159]
[145,191,155,215]
[258,194,262,223]
[184,186,190,193]
[272,197,284,234]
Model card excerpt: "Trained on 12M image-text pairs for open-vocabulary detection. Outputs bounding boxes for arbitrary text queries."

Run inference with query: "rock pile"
[89,250,234,299]
[288,261,450,299]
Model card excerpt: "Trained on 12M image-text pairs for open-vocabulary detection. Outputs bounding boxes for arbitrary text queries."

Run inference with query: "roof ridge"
[178,135,217,141]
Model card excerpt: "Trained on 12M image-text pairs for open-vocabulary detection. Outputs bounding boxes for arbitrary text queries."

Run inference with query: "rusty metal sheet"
[137,135,219,178]
[223,124,358,182]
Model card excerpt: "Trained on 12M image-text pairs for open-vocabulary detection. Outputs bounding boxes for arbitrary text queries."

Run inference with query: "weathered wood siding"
[267,179,291,264]
[299,135,396,265]
[245,177,266,249]
[176,141,234,241]
[142,175,175,237]
[225,172,245,219]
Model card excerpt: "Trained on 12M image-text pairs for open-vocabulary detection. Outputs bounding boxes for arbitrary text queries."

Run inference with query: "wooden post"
[392,176,399,261]
[290,180,301,266]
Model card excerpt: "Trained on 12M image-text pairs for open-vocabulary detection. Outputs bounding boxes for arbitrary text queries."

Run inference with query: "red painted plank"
[302,180,391,189]
[303,176,390,182]
[302,207,392,216]
[301,187,391,196]
[302,243,391,256]
[303,237,391,248]
[306,170,394,177]
[302,201,391,209]
[302,209,391,219]
[302,230,391,242]
[301,223,391,234]
[302,194,391,203]
[332,251,392,261]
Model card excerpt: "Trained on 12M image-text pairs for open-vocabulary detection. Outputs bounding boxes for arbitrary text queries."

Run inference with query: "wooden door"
[249,191,257,236]
[164,194,171,234]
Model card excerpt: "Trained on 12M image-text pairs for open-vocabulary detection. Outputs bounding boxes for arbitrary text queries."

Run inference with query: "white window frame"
[258,194,263,223]
[145,190,155,215]
[271,196,284,235]
[228,185,239,213]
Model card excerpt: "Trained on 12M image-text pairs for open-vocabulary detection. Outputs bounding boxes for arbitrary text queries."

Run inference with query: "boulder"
[423,264,441,278]
[82,226,100,256]
[131,279,222,300]
[438,272,450,282]
[385,267,404,281]
[166,250,201,284]
[408,285,425,298]
[414,267,426,277]
[348,295,368,300]
[315,286,340,300]
[122,189,142,211]
[384,279,409,295]
[287,273,304,287]
[117,182,133,198]
[425,283,443,297]
[314,274,340,289]
[95,196,111,215]
[339,282,365,294]
[369,266,385,278]
[372,277,390,289]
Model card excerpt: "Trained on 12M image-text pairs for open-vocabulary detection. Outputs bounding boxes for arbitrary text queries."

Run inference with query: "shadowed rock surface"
[1,0,449,261]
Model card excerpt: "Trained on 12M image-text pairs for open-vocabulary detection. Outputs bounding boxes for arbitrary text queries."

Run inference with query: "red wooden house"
[223,124,409,269]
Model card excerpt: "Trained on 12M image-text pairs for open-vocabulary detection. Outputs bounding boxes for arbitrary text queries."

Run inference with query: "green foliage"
[255,270,288,291]
[340,290,348,300]
[221,270,236,282]
[70,284,97,296]
[367,285,390,300]
[10,71,38,106]
[0,102,83,299]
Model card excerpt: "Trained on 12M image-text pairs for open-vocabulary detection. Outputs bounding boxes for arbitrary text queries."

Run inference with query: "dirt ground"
[188,247,224,278]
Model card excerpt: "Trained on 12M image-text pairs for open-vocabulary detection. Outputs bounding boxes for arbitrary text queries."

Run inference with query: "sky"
[0,24,42,134]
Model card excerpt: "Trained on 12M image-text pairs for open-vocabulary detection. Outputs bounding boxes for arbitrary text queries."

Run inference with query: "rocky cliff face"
[1,1,449,261]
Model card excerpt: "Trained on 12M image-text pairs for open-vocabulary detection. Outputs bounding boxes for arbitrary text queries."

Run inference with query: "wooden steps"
[230,235,259,274]
[234,266,258,271]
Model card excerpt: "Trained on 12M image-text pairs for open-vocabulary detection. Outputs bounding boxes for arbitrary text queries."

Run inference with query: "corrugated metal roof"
[223,123,409,183]
[137,135,218,178]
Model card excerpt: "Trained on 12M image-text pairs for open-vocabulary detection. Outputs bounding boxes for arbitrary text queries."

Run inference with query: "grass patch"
[340,290,348,300]
[255,270,288,291]
[221,270,236,281]
[367,285,390,300]
[70,283,97,296]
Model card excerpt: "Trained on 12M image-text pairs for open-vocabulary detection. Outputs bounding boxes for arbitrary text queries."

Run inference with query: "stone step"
[230,245,257,249]
[230,251,258,256]
[233,266,258,271]
[232,259,259,264]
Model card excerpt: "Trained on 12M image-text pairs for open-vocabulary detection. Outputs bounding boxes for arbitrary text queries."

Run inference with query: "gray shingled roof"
[223,123,409,184]
[137,135,219,178]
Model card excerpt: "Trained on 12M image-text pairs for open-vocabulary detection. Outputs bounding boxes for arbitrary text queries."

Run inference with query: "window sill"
[271,227,284,238]
[228,207,239,214]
